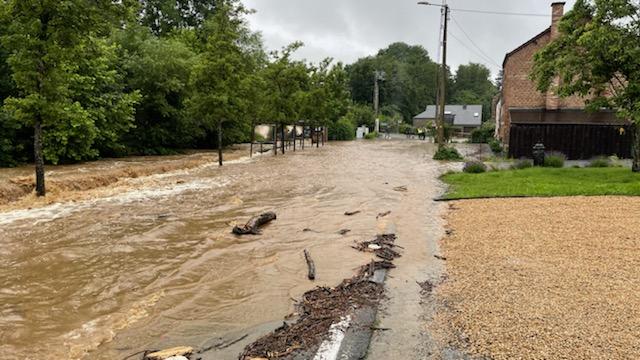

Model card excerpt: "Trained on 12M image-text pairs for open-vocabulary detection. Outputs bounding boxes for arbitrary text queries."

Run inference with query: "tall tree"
[1,0,134,196]
[261,43,310,154]
[451,63,497,121]
[532,0,640,172]
[346,42,440,123]
[187,0,252,165]
[115,26,198,154]
[139,0,217,36]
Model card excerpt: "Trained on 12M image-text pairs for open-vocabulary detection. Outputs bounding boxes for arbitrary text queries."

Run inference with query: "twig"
[304,249,316,280]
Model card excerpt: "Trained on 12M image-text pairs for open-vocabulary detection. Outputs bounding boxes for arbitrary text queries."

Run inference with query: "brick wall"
[499,5,588,143]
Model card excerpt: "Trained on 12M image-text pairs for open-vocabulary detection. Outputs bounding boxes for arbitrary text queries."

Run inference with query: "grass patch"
[441,167,640,199]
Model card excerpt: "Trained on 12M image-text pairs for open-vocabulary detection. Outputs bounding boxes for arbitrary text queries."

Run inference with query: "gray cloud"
[243,0,577,77]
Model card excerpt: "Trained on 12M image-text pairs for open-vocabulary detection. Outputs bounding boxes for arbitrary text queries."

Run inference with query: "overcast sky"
[243,0,577,78]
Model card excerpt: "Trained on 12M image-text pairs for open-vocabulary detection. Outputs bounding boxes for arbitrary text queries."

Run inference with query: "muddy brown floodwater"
[0,140,474,359]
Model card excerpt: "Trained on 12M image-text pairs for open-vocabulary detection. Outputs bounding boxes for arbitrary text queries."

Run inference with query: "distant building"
[496,2,631,159]
[413,104,483,135]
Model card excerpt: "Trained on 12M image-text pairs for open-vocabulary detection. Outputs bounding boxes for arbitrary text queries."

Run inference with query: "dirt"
[436,196,640,359]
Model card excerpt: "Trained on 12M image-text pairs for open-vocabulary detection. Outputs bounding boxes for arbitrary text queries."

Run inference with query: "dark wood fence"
[509,124,633,160]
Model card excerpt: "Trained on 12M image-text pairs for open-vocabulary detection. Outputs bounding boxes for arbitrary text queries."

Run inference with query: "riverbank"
[434,196,640,358]
[0,145,259,211]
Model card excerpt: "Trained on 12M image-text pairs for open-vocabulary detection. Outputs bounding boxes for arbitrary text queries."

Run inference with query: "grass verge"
[441,167,640,199]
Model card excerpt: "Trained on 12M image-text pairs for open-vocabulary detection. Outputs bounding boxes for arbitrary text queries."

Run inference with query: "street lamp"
[418,1,449,149]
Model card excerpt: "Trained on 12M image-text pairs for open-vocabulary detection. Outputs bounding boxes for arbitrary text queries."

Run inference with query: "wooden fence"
[508,124,633,160]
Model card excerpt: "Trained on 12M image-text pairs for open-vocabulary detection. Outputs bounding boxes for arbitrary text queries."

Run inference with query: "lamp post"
[418,1,448,149]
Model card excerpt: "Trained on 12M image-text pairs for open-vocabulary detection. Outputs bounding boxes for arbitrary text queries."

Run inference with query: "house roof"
[414,105,483,126]
[502,27,551,69]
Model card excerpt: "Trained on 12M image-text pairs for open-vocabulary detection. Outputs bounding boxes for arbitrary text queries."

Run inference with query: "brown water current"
[0,141,473,359]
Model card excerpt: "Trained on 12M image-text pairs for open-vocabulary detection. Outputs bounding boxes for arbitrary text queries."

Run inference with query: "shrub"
[463,161,487,173]
[399,122,413,135]
[329,118,356,141]
[434,146,463,161]
[588,156,611,168]
[511,158,533,170]
[488,139,503,154]
[427,123,454,142]
[470,121,496,143]
[544,152,566,168]
[364,132,378,140]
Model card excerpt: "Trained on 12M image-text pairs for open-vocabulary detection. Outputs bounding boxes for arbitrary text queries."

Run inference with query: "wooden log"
[233,212,277,235]
[304,249,316,280]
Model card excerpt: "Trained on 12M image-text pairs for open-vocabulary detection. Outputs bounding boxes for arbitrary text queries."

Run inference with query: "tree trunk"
[34,120,46,197]
[218,121,223,166]
[233,212,277,235]
[273,124,277,156]
[250,121,255,158]
[281,124,285,154]
[633,124,640,173]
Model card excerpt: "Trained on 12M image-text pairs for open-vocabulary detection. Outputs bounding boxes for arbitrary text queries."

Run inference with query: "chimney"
[546,2,565,110]
[550,2,565,40]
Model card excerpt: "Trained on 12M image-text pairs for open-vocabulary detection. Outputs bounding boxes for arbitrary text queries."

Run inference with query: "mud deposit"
[0,140,468,359]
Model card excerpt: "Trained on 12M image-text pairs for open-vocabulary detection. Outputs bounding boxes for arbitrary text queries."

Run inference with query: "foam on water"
[0,178,230,226]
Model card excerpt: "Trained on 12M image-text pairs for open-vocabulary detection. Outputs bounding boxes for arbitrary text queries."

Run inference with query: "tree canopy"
[531,0,640,171]
[346,42,497,123]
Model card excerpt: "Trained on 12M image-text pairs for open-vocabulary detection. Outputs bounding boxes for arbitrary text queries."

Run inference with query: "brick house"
[496,2,632,159]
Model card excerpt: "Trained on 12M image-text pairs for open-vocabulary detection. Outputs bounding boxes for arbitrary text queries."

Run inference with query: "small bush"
[330,118,356,141]
[544,152,566,168]
[399,123,413,135]
[463,161,487,173]
[434,146,463,161]
[470,122,496,143]
[364,132,378,140]
[588,156,611,168]
[488,139,503,154]
[511,158,533,170]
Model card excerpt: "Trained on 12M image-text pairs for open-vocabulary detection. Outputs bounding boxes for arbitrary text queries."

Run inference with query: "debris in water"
[376,211,391,219]
[417,280,434,295]
[304,249,316,280]
[344,210,361,216]
[353,234,402,261]
[338,229,351,235]
[233,212,277,235]
[240,262,387,359]
[144,346,193,360]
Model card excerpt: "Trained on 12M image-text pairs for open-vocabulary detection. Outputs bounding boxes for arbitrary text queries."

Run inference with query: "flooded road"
[0,140,468,359]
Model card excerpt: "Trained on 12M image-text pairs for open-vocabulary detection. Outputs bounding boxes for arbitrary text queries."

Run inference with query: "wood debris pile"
[353,234,403,261]
[239,261,389,359]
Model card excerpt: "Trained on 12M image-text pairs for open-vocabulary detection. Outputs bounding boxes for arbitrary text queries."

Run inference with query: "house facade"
[496,2,632,159]
[414,104,483,135]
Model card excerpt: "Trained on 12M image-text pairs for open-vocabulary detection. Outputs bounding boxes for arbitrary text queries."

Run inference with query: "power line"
[449,8,549,17]
[448,31,499,70]
[450,16,501,68]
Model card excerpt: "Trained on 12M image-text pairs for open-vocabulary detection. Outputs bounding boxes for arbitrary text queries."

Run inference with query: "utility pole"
[438,3,449,149]
[418,1,448,149]
[373,70,385,133]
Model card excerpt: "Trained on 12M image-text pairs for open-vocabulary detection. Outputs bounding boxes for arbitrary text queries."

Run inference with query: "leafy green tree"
[138,0,217,36]
[342,103,376,130]
[347,42,440,123]
[304,59,350,135]
[531,0,640,172]
[187,0,252,165]
[451,63,497,121]
[1,0,135,195]
[261,42,310,154]
[114,26,198,154]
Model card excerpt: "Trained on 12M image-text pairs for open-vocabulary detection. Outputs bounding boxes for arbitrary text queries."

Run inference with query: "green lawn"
[441,167,640,200]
